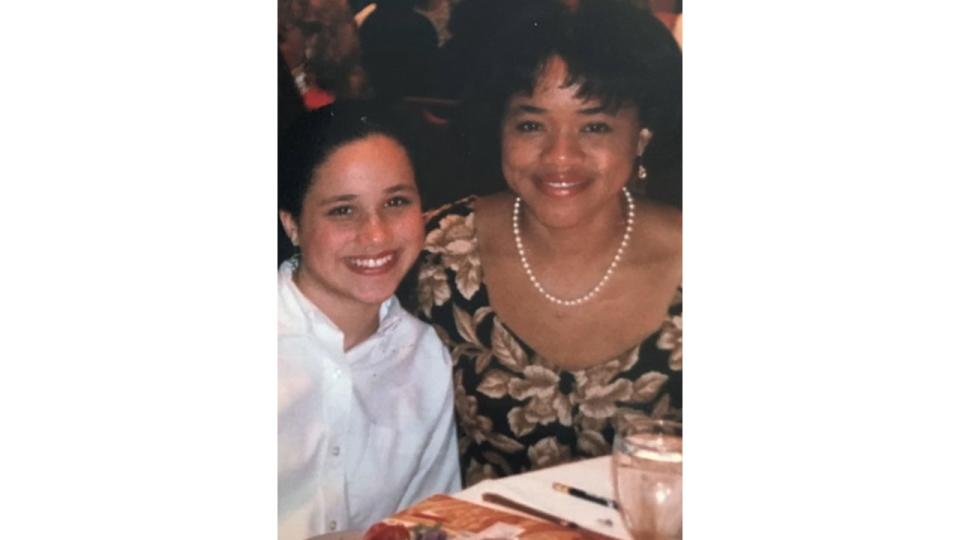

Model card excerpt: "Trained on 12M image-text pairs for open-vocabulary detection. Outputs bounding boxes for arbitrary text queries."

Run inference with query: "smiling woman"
[277,102,460,539]
[411,0,683,487]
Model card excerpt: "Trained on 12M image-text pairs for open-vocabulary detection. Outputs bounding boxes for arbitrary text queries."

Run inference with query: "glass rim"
[627,418,682,428]
[614,418,683,448]
[616,417,683,433]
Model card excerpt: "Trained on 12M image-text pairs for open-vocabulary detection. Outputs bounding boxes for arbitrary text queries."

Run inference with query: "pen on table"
[552,482,620,510]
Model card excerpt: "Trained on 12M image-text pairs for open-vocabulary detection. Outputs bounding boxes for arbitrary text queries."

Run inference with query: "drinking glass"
[611,418,682,540]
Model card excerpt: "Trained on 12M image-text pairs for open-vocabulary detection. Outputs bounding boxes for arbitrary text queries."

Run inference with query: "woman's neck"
[520,196,629,259]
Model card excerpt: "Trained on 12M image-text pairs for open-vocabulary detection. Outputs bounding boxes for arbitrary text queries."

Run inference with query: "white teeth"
[350,254,394,268]
[545,182,580,189]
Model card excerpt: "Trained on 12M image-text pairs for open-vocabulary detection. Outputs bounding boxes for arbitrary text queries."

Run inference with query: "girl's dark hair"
[278,100,412,220]
[461,0,683,206]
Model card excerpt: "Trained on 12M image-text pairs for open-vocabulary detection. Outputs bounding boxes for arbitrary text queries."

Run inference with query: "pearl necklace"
[512,187,635,307]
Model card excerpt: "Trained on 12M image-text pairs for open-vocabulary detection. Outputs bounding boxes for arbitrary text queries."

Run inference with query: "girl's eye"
[582,122,612,134]
[385,196,411,208]
[327,206,353,217]
[515,121,542,133]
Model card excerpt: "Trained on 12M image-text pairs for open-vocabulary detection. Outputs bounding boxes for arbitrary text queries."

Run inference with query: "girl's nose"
[359,213,390,244]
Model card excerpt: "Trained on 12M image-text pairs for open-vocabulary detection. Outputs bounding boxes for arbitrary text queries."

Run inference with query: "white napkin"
[453,456,631,540]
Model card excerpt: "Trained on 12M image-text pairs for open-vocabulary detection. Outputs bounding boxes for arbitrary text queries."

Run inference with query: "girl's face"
[282,134,424,315]
[500,56,650,229]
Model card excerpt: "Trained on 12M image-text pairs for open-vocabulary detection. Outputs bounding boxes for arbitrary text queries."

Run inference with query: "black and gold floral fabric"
[416,198,682,487]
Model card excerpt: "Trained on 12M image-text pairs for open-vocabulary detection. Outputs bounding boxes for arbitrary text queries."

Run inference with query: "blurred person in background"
[415,0,452,46]
[357,0,439,102]
[280,0,371,110]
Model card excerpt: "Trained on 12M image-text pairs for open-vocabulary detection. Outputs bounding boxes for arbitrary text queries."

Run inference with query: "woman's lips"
[344,251,399,275]
[536,175,591,197]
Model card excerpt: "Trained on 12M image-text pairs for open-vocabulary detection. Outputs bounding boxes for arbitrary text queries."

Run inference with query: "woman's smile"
[535,172,592,197]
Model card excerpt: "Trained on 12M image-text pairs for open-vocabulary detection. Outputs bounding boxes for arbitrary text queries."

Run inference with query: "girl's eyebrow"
[317,193,356,206]
[318,185,414,205]
[384,184,416,194]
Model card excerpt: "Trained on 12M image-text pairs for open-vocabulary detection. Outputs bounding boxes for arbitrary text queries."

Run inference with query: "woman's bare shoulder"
[471,192,515,254]
[473,191,514,216]
[639,199,681,236]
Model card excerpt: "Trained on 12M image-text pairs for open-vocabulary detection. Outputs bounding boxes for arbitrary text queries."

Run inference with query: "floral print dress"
[415,198,682,487]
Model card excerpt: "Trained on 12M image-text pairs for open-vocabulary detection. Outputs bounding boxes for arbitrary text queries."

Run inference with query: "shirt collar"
[279,257,403,340]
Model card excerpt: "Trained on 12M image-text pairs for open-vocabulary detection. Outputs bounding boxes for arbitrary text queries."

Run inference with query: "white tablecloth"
[453,456,630,540]
[311,456,630,540]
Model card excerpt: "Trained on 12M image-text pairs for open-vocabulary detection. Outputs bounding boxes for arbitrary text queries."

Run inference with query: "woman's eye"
[327,206,353,217]
[385,196,411,208]
[582,122,612,134]
[515,121,542,133]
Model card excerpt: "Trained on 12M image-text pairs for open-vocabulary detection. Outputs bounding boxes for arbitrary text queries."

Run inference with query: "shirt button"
[328,520,337,531]
[331,445,340,456]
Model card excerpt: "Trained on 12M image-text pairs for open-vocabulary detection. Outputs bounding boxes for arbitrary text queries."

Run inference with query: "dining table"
[312,455,632,540]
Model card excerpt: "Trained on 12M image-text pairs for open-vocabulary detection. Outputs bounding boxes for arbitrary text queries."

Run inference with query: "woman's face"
[500,56,649,229]
[281,134,424,314]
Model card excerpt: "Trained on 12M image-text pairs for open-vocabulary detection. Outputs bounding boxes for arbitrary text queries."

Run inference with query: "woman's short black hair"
[278,100,412,221]
[479,0,680,126]
[461,0,683,205]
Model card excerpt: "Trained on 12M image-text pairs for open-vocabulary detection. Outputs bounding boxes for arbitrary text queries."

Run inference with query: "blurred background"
[277,0,683,263]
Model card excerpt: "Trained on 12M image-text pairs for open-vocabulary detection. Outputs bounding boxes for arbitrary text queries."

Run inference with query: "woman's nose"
[542,129,582,166]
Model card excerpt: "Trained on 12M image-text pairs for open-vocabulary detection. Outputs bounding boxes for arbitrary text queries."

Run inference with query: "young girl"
[277,102,460,540]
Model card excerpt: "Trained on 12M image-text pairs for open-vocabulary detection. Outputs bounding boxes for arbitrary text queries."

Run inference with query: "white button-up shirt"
[278,261,460,540]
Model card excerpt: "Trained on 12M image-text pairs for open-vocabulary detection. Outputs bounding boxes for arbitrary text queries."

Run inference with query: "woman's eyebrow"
[577,105,619,116]
[507,104,545,115]
[578,105,614,115]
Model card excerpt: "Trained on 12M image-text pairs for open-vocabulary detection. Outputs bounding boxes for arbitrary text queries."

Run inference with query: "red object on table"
[372,494,617,539]
[362,522,411,540]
